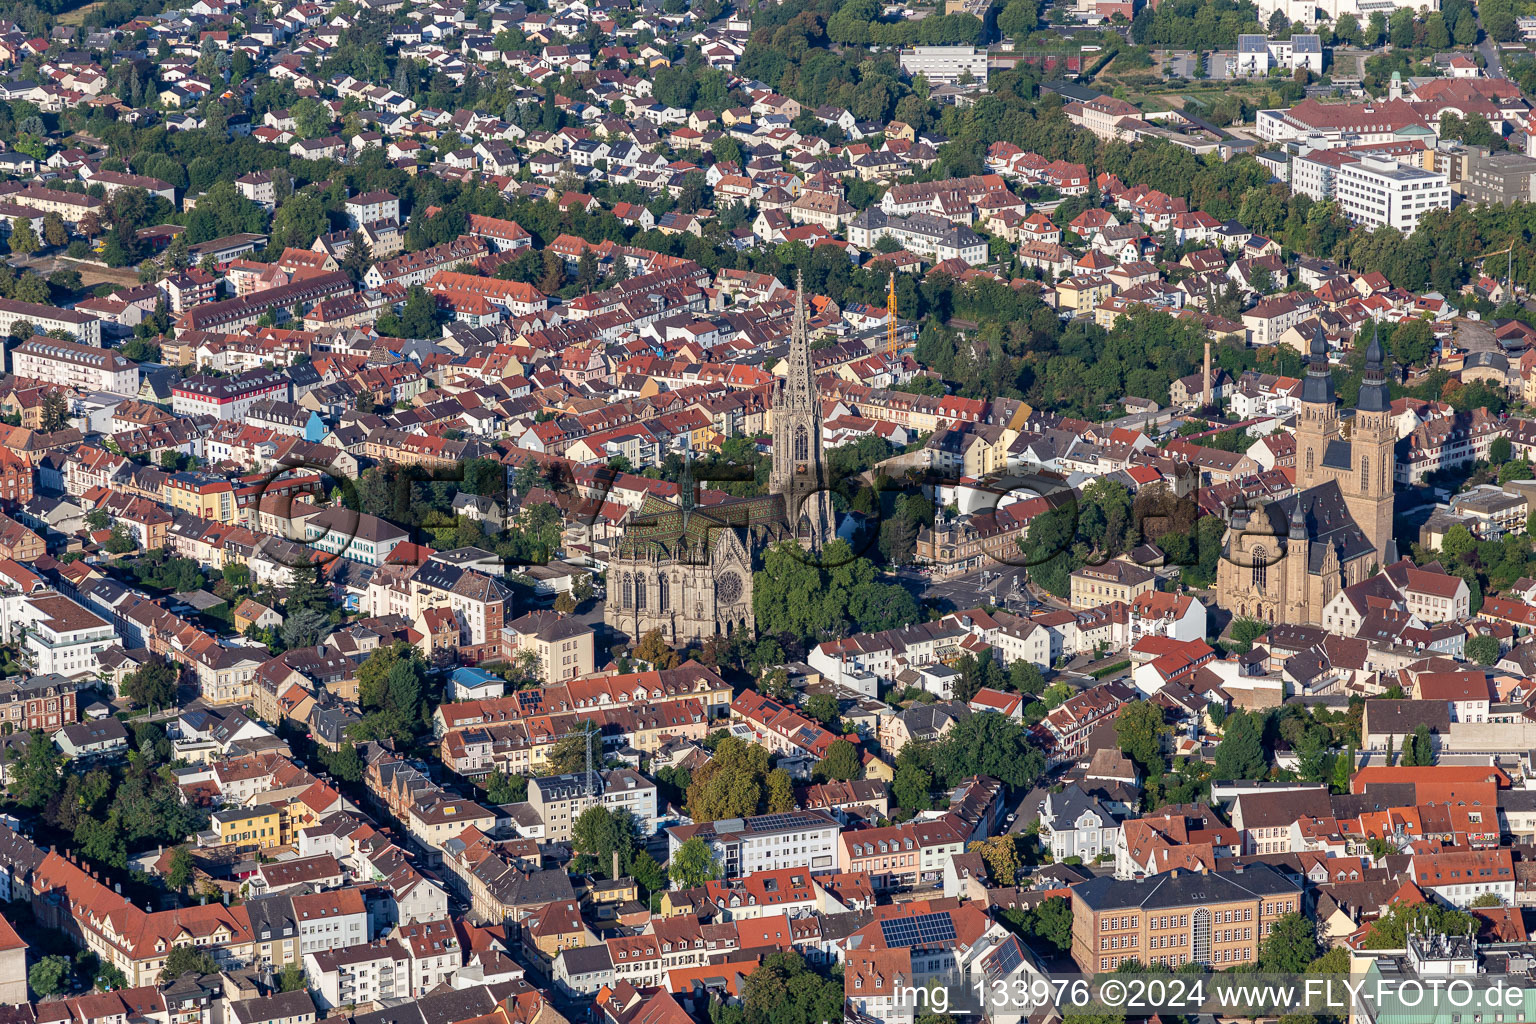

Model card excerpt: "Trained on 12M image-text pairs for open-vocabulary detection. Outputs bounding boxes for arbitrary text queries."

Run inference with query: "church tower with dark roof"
[1342,327,1397,567]
[1216,324,1396,626]
[769,272,834,551]
[1296,326,1338,491]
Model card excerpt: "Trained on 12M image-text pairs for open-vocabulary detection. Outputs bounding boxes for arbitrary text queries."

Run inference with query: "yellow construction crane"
[1476,243,1518,297]
[887,272,898,361]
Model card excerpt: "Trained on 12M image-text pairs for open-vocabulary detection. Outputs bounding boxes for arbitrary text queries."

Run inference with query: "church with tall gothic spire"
[1215,326,1397,626]
[604,274,836,646]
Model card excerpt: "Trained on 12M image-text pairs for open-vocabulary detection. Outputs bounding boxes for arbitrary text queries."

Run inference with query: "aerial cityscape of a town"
[9,0,1536,1021]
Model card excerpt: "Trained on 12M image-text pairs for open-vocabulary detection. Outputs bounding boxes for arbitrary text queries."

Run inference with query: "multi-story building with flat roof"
[1335,155,1451,232]
[667,810,841,878]
[899,46,988,86]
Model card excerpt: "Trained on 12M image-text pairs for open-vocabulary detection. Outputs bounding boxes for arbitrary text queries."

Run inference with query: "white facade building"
[1257,0,1440,30]
[0,300,101,345]
[899,46,988,86]
[1334,156,1450,232]
[9,594,116,679]
[667,810,841,879]
[11,337,136,394]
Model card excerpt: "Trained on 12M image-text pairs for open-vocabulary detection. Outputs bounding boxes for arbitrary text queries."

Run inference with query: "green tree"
[1441,524,1477,559]
[161,945,219,980]
[29,955,69,998]
[41,388,70,432]
[166,846,195,891]
[123,656,179,707]
[9,217,40,255]
[1334,12,1362,45]
[42,213,68,248]
[753,539,916,639]
[629,849,668,896]
[571,805,638,878]
[340,231,372,282]
[1213,710,1267,781]
[1261,912,1319,973]
[803,694,841,727]
[1030,897,1075,955]
[486,770,528,804]
[1412,723,1434,767]
[277,963,306,992]
[1425,12,1450,49]
[1466,635,1502,666]
[1061,1007,1126,1024]
[766,768,796,813]
[546,720,602,775]
[892,763,933,812]
[1226,617,1269,653]
[322,743,364,783]
[397,285,442,338]
[686,735,773,820]
[1364,898,1474,948]
[739,952,843,1024]
[814,738,863,781]
[291,97,331,138]
[8,730,64,809]
[1116,700,1169,776]
[932,712,1045,788]
[669,835,720,887]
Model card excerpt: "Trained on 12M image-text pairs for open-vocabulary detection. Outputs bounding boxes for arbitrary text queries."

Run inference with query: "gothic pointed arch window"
[1305,448,1314,477]
[1361,455,1370,491]
[635,575,647,610]
[794,425,809,462]
[622,574,633,608]
[658,575,670,611]
[1252,545,1268,591]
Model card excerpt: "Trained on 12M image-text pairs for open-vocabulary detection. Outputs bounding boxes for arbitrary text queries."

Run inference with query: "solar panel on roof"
[748,812,810,831]
[879,912,957,949]
[987,936,1024,978]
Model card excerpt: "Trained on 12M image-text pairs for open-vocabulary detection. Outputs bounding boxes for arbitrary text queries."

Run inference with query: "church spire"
[677,447,695,524]
[1301,325,1334,406]
[783,270,815,411]
[1358,323,1390,413]
[1289,498,1308,540]
[769,270,834,551]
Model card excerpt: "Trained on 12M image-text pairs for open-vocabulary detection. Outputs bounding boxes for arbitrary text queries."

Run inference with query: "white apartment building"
[0,301,102,346]
[304,942,410,1012]
[345,190,400,228]
[9,593,116,679]
[667,810,841,879]
[236,172,277,210]
[527,769,659,840]
[397,919,461,997]
[1334,156,1451,232]
[171,370,292,421]
[292,889,369,957]
[1257,0,1438,29]
[899,46,988,86]
[1289,148,1352,202]
[305,507,409,566]
[10,336,135,392]
[847,209,989,265]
